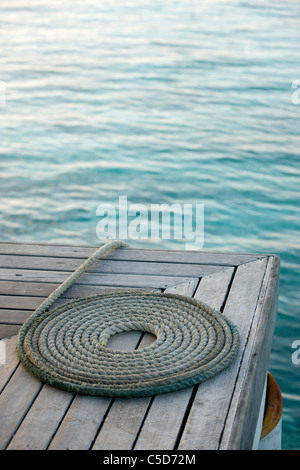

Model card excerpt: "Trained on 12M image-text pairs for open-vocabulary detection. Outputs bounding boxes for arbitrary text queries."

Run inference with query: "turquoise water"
[1,0,300,449]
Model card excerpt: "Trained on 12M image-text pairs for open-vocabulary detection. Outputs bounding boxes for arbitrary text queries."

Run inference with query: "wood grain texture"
[0,242,279,450]
[178,259,269,450]
[219,255,280,450]
[134,269,234,450]
[0,241,263,265]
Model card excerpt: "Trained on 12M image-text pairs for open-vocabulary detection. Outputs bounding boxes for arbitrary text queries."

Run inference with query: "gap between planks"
[0,258,274,450]
[0,279,198,450]
[0,242,266,267]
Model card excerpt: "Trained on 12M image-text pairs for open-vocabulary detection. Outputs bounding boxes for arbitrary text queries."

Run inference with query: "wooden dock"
[0,241,280,450]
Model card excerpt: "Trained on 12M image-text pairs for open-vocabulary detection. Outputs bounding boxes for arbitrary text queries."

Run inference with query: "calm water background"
[1,0,300,449]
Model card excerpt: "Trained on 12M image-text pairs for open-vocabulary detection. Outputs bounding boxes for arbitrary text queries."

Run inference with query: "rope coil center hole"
[106,330,157,351]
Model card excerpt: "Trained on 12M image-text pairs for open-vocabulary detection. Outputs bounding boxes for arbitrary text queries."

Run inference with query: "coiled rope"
[16,240,239,397]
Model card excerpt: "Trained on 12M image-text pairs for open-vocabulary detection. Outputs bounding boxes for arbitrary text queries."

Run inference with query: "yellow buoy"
[259,372,283,450]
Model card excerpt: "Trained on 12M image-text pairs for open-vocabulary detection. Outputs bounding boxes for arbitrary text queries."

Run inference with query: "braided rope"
[16,240,239,397]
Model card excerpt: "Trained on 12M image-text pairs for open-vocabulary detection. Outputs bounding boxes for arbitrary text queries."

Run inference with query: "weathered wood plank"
[0,281,159,299]
[0,254,229,278]
[0,310,34,324]
[0,242,264,266]
[0,363,42,449]
[0,336,20,392]
[0,324,21,340]
[178,258,268,450]
[6,385,73,450]
[93,396,151,450]
[0,281,69,297]
[219,255,280,450]
[0,270,194,289]
[47,394,112,450]
[135,387,195,451]
[134,270,234,450]
[0,295,53,310]
[162,278,198,297]
[191,267,234,309]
